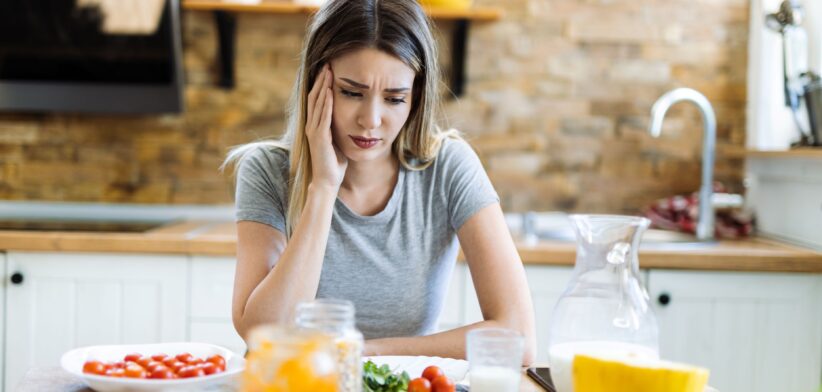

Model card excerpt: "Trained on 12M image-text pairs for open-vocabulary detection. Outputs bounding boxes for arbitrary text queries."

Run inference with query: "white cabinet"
[747,158,822,251]
[4,251,188,391]
[436,262,468,332]
[452,262,574,363]
[0,252,5,392]
[524,265,574,363]
[649,270,822,392]
[189,256,246,355]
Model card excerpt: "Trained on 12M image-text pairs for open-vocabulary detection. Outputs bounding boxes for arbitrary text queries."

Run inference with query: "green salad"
[362,360,410,392]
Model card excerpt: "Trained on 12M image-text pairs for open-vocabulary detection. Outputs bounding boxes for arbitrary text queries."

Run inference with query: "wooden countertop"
[1,221,821,273]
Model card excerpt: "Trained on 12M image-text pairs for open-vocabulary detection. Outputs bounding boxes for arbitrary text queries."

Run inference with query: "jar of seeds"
[295,299,363,392]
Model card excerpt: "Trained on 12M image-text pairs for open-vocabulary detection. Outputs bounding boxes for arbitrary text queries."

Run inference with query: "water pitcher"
[547,214,659,392]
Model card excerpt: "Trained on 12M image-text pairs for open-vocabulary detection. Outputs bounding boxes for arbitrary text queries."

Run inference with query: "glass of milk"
[467,328,523,392]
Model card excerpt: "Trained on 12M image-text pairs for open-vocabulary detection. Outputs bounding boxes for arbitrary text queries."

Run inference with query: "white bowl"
[60,342,245,392]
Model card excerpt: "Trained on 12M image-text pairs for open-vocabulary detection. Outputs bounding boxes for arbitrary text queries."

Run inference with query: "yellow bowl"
[418,0,473,10]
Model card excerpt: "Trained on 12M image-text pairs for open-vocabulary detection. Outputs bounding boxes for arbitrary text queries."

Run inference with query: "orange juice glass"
[241,325,339,392]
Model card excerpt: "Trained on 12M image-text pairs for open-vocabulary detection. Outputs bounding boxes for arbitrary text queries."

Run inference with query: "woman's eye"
[340,89,362,98]
[387,97,407,105]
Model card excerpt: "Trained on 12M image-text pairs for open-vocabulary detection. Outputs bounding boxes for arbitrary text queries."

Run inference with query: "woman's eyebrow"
[338,77,410,93]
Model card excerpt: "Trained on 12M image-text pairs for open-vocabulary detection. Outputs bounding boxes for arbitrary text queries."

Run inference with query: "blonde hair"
[223,0,458,237]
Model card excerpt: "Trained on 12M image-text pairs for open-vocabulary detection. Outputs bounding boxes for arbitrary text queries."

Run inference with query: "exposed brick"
[0,0,747,213]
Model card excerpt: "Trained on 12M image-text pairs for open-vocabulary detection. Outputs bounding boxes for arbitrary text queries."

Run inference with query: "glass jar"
[241,324,338,392]
[547,214,660,392]
[295,299,363,392]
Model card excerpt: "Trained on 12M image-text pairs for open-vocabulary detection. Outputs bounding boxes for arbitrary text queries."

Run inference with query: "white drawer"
[190,256,236,319]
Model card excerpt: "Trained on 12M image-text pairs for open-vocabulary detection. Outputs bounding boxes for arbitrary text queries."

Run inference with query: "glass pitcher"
[547,214,659,392]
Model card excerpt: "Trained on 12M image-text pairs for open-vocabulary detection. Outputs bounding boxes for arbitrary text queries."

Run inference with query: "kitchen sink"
[507,212,719,249]
[0,219,173,233]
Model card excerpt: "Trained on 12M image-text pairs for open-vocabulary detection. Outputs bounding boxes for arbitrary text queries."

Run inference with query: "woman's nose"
[357,100,382,130]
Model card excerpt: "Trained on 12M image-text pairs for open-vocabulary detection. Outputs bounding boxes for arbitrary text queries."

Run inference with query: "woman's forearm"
[365,318,536,366]
[237,183,337,337]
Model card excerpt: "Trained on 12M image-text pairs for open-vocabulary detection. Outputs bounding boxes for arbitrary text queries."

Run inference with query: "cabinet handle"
[10,272,23,285]
[658,293,671,306]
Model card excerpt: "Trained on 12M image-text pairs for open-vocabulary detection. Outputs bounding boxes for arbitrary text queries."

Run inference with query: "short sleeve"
[234,145,289,234]
[439,139,500,231]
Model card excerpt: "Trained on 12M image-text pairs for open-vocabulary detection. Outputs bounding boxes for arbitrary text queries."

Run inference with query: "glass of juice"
[467,328,524,392]
[241,324,339,392]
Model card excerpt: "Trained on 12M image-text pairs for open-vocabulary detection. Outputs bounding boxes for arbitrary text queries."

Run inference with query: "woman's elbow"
[494,314,536,366]
[522,337,537,367]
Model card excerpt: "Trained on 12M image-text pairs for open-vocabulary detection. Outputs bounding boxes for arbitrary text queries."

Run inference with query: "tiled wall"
[0,0,748,213]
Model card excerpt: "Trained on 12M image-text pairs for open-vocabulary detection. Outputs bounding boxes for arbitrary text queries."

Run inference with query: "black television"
[0,0,185,114]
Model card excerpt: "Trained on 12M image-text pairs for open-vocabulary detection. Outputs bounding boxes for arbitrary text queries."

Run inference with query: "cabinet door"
[523,265,574,363]
[649,270,822,392]
[5,252,187,391]
[436,261,468,332]
[0,252,5,392]
[189,256,245,355]
[462,263,574,363]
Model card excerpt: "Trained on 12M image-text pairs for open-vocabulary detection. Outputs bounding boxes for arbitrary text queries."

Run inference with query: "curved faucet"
[649,88,716,240]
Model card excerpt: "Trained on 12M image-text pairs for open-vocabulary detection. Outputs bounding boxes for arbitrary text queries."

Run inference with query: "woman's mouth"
[349,135,381,149]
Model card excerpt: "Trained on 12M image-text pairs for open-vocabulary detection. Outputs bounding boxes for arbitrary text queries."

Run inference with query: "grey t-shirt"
[234,138,499,339]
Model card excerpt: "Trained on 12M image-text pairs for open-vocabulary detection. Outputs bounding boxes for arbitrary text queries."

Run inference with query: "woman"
[224,0,535,364]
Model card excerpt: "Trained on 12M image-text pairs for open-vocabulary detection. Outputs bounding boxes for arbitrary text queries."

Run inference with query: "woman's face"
[328,48,416,164]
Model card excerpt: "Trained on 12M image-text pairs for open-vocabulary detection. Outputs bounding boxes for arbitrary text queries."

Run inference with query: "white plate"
[364,355,469,382]
[60,342,245,392]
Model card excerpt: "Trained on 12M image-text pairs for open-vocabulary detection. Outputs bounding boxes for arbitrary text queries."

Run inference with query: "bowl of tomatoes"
[60,342,245,391]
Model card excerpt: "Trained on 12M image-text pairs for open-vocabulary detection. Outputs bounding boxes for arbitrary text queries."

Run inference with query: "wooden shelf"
[746,148,822,159]
[180,0,502,94]
[182,1,503,21]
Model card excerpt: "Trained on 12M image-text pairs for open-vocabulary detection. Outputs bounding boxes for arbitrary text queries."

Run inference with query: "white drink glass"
[467,328,523,392]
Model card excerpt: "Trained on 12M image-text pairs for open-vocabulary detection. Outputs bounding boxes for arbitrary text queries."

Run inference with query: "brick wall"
[0,0,748,213]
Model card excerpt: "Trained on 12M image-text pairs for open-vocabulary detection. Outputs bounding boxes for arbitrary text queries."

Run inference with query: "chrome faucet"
[649,88,716,240]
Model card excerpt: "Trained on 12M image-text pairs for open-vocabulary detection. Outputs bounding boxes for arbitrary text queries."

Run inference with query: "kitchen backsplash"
[0,0,747,213]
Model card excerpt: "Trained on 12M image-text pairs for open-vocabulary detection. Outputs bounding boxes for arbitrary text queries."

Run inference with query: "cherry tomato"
[188,358,205,366]
[206,354,226,371]
[409,377,432,392]
[422,365,444,383]
[178,365,205,378]
[111,361,125,369]
[124,364,147,379]
[123,353,142,363]
[162,357,178,367]
[136,357,153,368]
[200,362,218,375]
[146,361,165,373]
[149,367,174,379]
[106,368,126,377]
[431,375,455,392]
[151,354,168,362]
[175,353,193,363]
[82,360,106,375]
[169,361,187,374]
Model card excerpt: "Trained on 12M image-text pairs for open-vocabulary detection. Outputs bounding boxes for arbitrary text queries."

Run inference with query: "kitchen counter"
[1,221,821,272]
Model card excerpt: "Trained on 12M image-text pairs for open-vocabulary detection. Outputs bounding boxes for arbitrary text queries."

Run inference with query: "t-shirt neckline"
[334,167,406,222]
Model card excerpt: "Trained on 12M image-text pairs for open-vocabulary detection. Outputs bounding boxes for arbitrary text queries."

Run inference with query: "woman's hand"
[305,64,348,189]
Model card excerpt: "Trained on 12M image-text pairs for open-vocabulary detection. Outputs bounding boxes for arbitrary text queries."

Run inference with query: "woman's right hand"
[305,64,348,189]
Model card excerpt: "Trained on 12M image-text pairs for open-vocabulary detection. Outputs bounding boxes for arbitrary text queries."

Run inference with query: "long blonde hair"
[223,0,457,237]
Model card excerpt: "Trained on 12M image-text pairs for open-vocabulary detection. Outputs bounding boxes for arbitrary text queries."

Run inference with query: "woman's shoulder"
[434,136,482,169]
[235,141,290,183]
[240,142,290,169]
